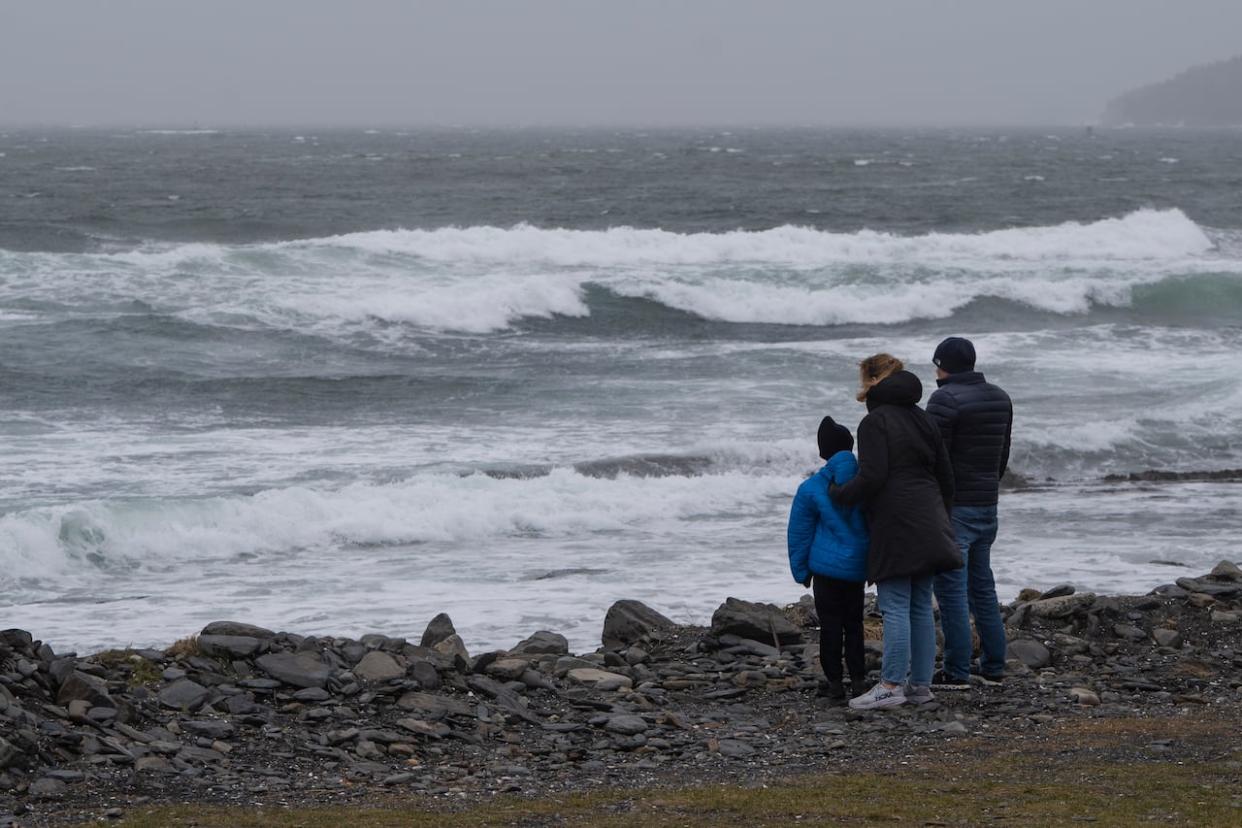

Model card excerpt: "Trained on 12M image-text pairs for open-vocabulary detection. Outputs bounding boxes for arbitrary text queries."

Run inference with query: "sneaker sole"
[848,696,906,710]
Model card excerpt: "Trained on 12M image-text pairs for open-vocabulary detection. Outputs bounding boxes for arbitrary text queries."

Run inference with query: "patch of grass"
[91,758,1242,827]
[164,635,200,659]
[126,656,162,688]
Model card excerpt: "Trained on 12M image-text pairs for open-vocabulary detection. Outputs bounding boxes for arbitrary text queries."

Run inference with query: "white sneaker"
[904,684,935,705]
[849,682,906,710]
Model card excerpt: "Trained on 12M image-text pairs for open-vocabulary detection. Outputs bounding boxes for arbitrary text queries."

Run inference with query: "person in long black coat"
[831,359,961,709]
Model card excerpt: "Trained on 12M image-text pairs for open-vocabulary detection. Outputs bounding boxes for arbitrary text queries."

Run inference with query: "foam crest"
[0,469,790,590]
[293,208,1213,266]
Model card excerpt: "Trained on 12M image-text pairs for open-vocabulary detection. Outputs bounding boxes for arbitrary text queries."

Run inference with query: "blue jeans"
[876,574,935,687]
[934,505,1008,679]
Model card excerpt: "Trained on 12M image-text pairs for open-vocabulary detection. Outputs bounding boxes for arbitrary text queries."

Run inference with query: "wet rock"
[1176,577,1240,598]
[255,652,331,689]
[198,635,264,659]
[201,621,275,639]
[353,651,404,683]
[432,634,470,663]
[710,597,802,645]
[601,600,676,649]
[1039,584,1075,600]
[510,631,569,656]
[420,613,457,649]
[1007,638,1051,669]
[158,679,210,711]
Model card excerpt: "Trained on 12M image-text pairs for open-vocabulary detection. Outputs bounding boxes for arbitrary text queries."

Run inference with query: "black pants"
[813,575,866,684]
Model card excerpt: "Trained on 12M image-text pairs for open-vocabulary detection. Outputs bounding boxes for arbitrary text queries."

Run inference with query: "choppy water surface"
[2,128,1240,652]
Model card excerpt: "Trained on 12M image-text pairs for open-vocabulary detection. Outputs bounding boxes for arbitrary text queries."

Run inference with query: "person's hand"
[828,483,842,500]
[802,577,812,589]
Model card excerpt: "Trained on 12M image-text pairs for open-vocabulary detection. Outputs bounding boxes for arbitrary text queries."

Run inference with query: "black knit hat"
[933,336,977,374]
[817,416,854,460]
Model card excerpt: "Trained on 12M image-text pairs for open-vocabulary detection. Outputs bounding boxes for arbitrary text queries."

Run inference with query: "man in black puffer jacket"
[925,337,1013,688]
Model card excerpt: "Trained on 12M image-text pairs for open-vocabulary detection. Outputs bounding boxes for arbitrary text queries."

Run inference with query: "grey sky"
[2,0,1239,127]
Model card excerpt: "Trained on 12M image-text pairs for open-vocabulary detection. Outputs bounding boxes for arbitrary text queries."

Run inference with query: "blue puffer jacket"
[787,451,870,584]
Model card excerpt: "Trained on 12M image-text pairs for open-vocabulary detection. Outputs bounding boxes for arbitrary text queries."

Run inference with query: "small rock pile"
[1,562,1240,826]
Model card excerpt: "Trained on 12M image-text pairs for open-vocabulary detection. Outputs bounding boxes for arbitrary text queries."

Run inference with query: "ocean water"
[1,127,1240,654]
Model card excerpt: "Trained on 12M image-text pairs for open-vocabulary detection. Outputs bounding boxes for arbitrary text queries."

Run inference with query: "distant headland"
[1104,55,1242,126]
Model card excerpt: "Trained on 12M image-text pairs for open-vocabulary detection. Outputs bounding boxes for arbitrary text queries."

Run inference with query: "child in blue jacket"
[787,416,870,700]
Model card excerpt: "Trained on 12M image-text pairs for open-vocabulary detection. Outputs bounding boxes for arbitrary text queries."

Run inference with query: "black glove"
[828,483,842,500]
[802,577,812,589]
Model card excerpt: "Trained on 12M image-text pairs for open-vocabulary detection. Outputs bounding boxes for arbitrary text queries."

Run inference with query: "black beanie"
[817,416,854,460]
[933,336,977,374]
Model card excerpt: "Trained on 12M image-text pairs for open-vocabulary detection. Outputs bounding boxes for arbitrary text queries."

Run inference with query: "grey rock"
[396,691,473,719]
[396,718,451,739]
[255,652,331,689]
[55,671,114,708]
[432,634,470,663]
[605,714,648,735]
[200,621,275,639]
[1210,560,1242,582]
[938,721,969,735]
[710,597,802,645]
[0,737,18,770]
[0,629,33,648]
[716,739,755,758]
[353,651,404,683]
[567,667,633,691]
[28,777,66,799]
[419,613,457,648]
[198,635,263,659]
[410,660,441,690]
[1069,687,1100,706]
[1151,628,1183,649]
[1027,592,1096,619]
[510,630,569,656]
[293,687,332,702]
[1113,623,1148,642]
[1175,577,1240,597]
[182,720,234,739]
[1211,608,1241,623]
[1007,639,1051,669]
[1038,584,1075,600]
[484,658,531,682]
[134,756,177,774]
[158,679,210,711]
[602,600,676,649]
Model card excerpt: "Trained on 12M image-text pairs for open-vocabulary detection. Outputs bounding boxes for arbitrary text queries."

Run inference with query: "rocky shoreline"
[2,562,1241,827]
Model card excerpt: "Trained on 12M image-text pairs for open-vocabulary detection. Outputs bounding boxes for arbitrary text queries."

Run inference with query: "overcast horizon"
[2,1,1240,128]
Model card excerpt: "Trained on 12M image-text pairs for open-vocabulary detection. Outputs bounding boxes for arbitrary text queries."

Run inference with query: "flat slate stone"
[396,691,473,719]
[56,671,114,708]
[255,652,331,689]
[566,668,632,691]
[158,679,210,711]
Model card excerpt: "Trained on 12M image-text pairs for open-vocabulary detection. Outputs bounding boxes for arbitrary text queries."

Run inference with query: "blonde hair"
[856,353,904,402]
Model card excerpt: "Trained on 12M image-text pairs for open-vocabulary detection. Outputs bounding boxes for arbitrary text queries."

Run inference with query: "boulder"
[432,634,470,664]
[158,679,210,711]
[198,635,264,659]
[510,631,569,656]
[1007,638,1051,669]
[1026,593,1096,620]
[200,621,275,639]
[420,613,457,649]
[353,651,404,683]
[1210,560,1242,582]
[56,671,114,708]
[601,600,676,649]
[1038,584,1075,600]
[0,629,33,648]
[1175,577,1240,598]
[255,652,331,689]
[710,597,802,645]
